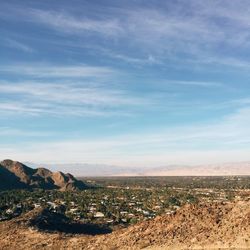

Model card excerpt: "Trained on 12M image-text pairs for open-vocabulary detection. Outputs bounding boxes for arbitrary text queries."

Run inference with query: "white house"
[94,212,105,218]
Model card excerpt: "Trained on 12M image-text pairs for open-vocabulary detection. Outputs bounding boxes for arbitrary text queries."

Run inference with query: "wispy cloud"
[29,9,123,37]
[0,64,115,78]
[3,2,250,69]
[3,38,34,52]
[0,81,143,106]
[163,80,224,88]
[0,81,146,116]
[0,102,47,115]
[186,55,250,71]
[99,48,162,65]
[20,3,250,69]
[0,127,49,137]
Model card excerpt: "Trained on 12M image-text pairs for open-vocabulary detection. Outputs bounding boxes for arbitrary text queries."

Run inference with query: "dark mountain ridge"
[0,159,88,191]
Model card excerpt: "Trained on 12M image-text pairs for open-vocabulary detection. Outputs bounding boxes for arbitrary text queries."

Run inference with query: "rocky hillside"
[0,159,88,191]
[109,201,250,250]
[0,201,249,249]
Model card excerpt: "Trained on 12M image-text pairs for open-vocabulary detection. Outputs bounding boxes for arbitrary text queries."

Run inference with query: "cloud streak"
[0,80,147,117]
[30,9,123,36]
[0,64,115,78]
[3,38,34,53]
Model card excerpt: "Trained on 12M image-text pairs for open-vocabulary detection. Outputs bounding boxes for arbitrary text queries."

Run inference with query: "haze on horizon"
[1,0,250,170]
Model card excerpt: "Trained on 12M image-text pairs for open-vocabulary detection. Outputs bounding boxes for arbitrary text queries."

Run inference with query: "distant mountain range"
[0,160,88,191]
[26,161,250,176]
[140,162,250,176]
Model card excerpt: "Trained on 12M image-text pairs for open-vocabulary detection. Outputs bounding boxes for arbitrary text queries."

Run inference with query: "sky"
[1,0,250,168]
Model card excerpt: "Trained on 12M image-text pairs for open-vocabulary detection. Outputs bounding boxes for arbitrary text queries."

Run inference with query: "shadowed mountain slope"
[0,159,88,191]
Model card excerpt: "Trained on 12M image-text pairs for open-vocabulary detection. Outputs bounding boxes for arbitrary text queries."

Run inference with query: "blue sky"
[1,0,250,167]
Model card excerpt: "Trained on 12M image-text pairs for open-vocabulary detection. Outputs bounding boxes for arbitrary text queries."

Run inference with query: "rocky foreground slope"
[0,201,249,250]
[0,159,88,191]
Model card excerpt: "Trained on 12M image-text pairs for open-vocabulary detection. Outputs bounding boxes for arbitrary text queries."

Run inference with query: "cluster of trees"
[1,176,245,226]
[82,176,250,189]
[0,187,200,225]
